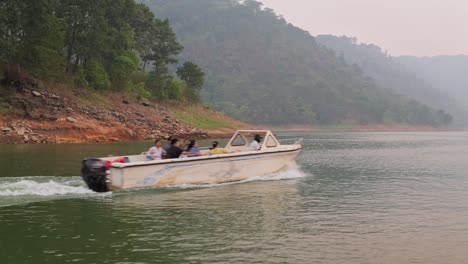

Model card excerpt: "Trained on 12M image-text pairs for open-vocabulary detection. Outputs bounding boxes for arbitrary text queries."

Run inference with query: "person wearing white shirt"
[249,134,262,150]
[146,139,166,160]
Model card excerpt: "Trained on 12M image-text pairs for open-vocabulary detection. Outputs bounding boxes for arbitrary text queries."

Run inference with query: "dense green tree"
[177,62,205,93]
[84,61,110,90]
[109,51,139,90]
[0,0,23,66]
[0,0,195,101]
[130,3,159,71]
[57,0,136,79]
[142,18,183,98]
[56,0,94,72]
[145,19,183,69]
[145,67,172,99]
[0,0,63,79]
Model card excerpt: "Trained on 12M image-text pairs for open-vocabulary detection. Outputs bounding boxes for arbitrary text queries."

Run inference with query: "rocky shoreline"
[0,83,229,144]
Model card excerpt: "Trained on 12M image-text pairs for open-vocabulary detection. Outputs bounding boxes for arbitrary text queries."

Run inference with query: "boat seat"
[126,155,148,163]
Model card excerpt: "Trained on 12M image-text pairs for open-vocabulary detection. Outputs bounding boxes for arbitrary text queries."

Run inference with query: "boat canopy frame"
[225,130,282,150]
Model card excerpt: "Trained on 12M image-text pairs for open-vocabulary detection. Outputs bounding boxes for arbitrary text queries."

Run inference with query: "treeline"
[147,0,453,127]
[316,35,461,125]
[0,0,204,102]
[397,55,468,113]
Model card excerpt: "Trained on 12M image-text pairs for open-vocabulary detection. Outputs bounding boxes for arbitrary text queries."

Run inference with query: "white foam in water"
[252,163,306,181]
[0,179,94,197]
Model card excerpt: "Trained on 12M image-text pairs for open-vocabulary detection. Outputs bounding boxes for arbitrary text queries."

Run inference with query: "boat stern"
[81,158,110,193]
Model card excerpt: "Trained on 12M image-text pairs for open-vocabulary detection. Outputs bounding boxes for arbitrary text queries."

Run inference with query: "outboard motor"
[81,158,109,193]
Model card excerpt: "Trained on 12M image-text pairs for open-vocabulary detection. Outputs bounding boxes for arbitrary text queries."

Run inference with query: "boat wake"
[0,179,91,197]
[0,176,106,207]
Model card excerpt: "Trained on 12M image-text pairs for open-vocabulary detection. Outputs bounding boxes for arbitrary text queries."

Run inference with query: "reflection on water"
[1,132,468,263]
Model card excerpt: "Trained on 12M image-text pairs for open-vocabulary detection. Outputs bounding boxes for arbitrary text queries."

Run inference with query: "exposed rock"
[28,112,42,120]
[66,117,77,123]
[16,127,26,136]
[1,80,230,144]
[42,114,58,121]
[31,91,42,97]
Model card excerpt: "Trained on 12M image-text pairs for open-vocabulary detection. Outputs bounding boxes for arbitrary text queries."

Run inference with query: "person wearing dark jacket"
[165,138,202,159]
[164,136,173,151]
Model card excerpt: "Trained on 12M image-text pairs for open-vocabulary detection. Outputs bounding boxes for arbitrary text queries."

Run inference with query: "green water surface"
[1,132,468,264]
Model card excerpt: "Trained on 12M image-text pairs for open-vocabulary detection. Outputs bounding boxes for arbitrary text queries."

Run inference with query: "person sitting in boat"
[183,139,191,150]
[250,134,262,150]
[164,136,173,151]
[146,139,166,160]
[166,138,203,159]
[186,140,201,154]
[209,141,231,155]
[180,140,201,158]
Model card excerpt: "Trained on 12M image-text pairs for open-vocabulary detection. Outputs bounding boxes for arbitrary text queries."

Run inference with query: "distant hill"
[396,55,468,110]
[143,0,453,127]
[316,35,466,125]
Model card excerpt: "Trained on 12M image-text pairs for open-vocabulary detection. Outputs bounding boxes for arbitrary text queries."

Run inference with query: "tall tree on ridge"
[177,61,205,93]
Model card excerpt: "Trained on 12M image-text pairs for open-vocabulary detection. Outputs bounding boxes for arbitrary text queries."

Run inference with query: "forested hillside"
[396,55,468,110]
[0,0,205,102]
[316,35,466,124]
[0,0,456,128]
[145,0,453,127]
[0,0,255,144]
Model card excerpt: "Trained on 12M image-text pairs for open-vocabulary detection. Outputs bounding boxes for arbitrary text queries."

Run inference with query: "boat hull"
[109,149,300,190]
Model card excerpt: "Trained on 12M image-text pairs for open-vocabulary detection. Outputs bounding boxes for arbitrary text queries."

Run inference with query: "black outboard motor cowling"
[81,158,109,193]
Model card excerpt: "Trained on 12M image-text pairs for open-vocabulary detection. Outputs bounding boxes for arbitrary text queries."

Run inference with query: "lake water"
[1,132,468,264]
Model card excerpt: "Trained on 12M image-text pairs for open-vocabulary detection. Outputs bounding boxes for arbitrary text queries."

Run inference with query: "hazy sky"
[259,0,468,56]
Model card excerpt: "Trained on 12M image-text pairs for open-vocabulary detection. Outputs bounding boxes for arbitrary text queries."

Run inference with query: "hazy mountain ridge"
[316,35,466,125]
[396,55,468,109]
[144,0,453,127]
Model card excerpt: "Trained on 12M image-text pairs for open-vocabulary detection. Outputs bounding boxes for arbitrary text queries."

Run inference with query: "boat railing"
[142,147,211,155]
[278,138,303,145]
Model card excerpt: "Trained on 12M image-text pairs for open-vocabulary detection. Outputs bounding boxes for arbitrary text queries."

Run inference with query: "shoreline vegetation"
[0,81,249,144]
[263,124,461,133]
[0,80,457,145]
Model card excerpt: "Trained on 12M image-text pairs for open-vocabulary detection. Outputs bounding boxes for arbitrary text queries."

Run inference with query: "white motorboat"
[81,130,303,192]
